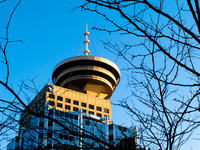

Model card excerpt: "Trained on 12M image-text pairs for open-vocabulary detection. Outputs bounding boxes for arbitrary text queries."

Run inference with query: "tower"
[50,26,120,123]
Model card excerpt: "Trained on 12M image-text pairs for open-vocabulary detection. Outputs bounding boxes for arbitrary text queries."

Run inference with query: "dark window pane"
[109,125,113,130]
[60,111,64,116]
[57,96,63,101]
[123,127,127,132]
[49,109,53,115]
[70,114,73,119]
[65,112,69,118]
[119,126,123,131]
[74,115,78,120]
[47,132,52,137]
[59,134,63,139]
[73,107,78,112]
[57,103,63,108]
[40,111,45,115]
[82,109,86,113]
[96,106,102,111]
[65,98,71,103]
[69,136,74,141]
[16,137,19,142]
[64,134,68,140]
[104,108,109,113]
[39,122,44,127]
[89,104,94,109]
[49,94,55,99]
[97,113,102,117]
[65,105,71,110]
[88,111,94,115]
[73,100,79,105]
[55,110,60,115]
[109,135,113,141]
[81,102,86,107]
[86,120,90,125]
[38,133,43,139]
[49,101,55,106]
[48,120,53,126]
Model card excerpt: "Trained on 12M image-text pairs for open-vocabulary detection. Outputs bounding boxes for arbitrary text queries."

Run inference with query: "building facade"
[7,28,137,150]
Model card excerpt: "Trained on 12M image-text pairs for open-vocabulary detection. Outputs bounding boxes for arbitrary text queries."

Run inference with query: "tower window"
[81,102,87,107]
[49,101,55,106]
[97,113,102,118]
[104,108,109,113]
[57,103,62,108]
[88,111,94,115]
[82,109,87,113]
[73,107,79,112]
[49,94,55,99]
[57,96,63,101]
[89,104,94,109]
[65,105,71,110]
[96,106,102,111]
[73,100,79,105]
[65,98,71,103]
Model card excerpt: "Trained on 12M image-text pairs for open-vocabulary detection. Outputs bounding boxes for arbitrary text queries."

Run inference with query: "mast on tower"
[83,24,90,56]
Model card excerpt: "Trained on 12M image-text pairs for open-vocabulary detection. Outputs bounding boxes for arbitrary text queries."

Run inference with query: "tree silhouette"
[77,0,200,149]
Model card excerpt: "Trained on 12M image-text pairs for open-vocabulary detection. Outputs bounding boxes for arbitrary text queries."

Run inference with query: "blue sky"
[1,0,200,149]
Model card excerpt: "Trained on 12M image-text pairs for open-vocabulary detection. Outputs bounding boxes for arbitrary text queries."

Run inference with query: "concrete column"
[78,109,83,150]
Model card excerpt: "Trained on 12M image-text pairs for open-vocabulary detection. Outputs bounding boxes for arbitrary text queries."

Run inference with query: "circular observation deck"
[52,56,120,99]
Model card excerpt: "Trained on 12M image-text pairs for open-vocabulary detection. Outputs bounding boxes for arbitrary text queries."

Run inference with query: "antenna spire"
[83,24,90,56]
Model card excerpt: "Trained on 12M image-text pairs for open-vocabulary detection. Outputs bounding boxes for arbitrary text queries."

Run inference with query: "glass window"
[73,100,79,105]
[47,132,52,137]
[82,109,87,113]
[39,122,44,127]
[69,136,74,141]
[104,108,109,113]
[96,106,102,111]
[65,105,71,110]
[109,125,113,130]
[109,135,113,141]
[86,120,90,125]
[40,110,45,115]
[73,107,78,112]
[97,113,102,117]
[38,133,43,139]
[55,110,60,116]
[49,109,53,115]
[65,112,69,118]
[74,115,78,120]
[48,120,53,126]
[59,134,63,139]
[64,134,68,140]
[88,111,94,115]
[81,102,87,107]
[69,114,73,119]
[49,94,55,99]
[65,98,71,103]
[60,111,64,116]
[57,96,63,101]
[89,104,94,109]
[119,126,123,131]
[49,101,55,106]
[57,103,62,108]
